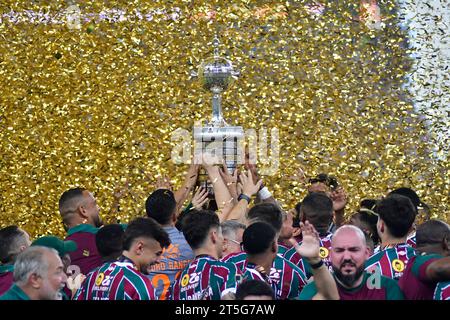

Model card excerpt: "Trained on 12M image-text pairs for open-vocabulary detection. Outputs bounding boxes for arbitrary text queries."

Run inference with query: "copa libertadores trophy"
[192,36,244,197]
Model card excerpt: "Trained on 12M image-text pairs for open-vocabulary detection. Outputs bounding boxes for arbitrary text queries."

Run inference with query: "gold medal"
[319,247,329,259]
[392,259,405,272]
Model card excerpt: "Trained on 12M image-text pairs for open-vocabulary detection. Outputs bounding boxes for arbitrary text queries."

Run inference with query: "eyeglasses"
[225,238,241,246]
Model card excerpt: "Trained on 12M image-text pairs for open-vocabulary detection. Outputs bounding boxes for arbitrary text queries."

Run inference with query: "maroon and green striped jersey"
[223,252,307,300]
[398,254,442,300]
[277,242,291,256]
[407,232,416,248]
[243,260,307,300]
[283,232,333,278]
[299,272,404,300]
[365,243,416,280]
[170,255,241,300]
[434,281,450,300]
[73,256,156,300]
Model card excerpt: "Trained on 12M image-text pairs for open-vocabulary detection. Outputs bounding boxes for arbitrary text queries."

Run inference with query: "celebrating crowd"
[0,157,449,300]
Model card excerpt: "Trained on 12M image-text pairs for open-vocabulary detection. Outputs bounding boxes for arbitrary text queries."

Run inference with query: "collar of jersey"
[0,264,14,273]
[381,242,408,250]
[195,254,215,260]
[67,223,98,236]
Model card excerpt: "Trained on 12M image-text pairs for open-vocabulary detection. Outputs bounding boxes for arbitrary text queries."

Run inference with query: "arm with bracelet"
[222,171,262,223]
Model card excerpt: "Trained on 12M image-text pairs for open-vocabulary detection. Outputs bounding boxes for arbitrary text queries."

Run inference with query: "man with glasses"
[170,210,241,300]
[223,203,309,299]
[221,220,246,258]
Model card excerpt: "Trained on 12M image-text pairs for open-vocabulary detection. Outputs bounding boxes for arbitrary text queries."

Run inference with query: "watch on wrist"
[238,193,251,204]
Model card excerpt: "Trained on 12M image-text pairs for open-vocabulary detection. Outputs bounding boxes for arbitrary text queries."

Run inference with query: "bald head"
[331,225,370,288]
[332,225,367,247]
[416,219,450,255]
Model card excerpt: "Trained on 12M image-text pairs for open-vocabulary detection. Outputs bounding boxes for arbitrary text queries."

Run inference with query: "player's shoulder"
[276,254,305,276]
[283,245,298,259]
[221,251,246,263]
[121,265,148,282]
[211,259,238,271]
[366,249,385,264]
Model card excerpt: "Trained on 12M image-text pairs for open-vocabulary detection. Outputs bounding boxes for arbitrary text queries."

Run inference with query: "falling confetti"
[0,1,448,239]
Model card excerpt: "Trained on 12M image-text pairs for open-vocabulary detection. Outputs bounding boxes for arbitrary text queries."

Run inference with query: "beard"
[333,261,365,288]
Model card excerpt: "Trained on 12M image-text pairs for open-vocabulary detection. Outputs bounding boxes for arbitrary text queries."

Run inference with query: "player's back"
[170,255,239,300]
[365,243,416,280]
[147,226,194,300]
[65,224,102,275]
[74,257,155,300]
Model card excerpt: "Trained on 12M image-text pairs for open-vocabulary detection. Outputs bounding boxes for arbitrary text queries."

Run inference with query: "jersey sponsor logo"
[95,273,105,286]
[181,274,190,287]
[319,247,329,259]
[269,268,281,282]
[392,259,405,272]
[180,272,201,292]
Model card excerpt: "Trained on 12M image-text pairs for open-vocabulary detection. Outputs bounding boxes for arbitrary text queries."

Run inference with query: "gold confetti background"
[0,1,448,239]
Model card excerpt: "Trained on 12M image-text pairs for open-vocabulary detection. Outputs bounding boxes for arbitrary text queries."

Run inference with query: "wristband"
[258,187,272,200]
[238,193,251,204]
[309,259,324,270]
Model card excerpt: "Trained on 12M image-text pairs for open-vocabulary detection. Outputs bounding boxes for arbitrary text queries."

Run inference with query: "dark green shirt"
[299,272,404,300]
[0,284,31,300]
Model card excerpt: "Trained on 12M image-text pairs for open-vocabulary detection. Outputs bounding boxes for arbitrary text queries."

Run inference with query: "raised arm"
[173,164,200,214]
[426,256,450,282]
[201,154,234,220]
[289,221,339,300]
[222,170,262,223]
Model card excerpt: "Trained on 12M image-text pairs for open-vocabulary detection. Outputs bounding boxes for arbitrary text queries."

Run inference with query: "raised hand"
[331,187,348,212]
[240,170,263,198]
[289,221,321,261]
[219,162,238,188]
[192,187,209,210]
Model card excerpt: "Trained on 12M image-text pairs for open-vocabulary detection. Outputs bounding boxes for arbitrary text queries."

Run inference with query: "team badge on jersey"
[392,259,405,272]
[319,247,329,259]
[83,250,90,257]
[95,273,105,286]
[181,274,190,287]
